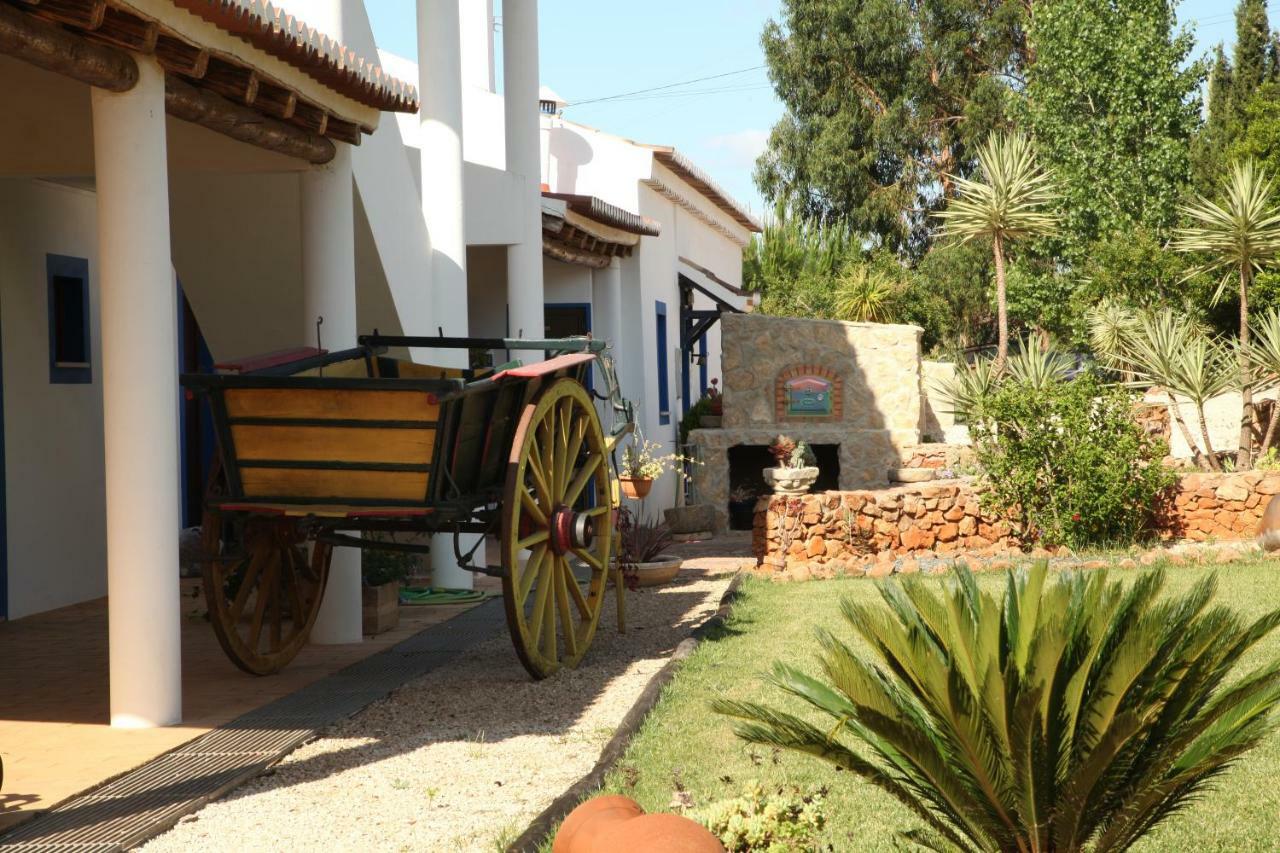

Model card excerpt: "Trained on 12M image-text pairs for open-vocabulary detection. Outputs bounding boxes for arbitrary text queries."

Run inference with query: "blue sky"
[366,1,1268,221]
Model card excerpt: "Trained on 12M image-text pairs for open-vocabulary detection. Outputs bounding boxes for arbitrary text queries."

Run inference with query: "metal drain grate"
[0,599,508,852]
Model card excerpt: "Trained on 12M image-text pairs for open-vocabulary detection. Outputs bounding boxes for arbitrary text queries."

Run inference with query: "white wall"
[0,179,107,618]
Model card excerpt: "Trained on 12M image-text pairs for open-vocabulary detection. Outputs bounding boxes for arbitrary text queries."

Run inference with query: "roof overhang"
[541,192,660,269]
[1,0,417,151]
[646,146,762,233]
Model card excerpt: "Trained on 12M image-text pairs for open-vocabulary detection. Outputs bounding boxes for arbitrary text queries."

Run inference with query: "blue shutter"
[656,301,670,425]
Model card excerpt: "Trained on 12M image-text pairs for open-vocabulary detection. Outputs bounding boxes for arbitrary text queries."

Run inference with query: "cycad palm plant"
[1172,159,1280,468]
[715,563,1280,852]
[937,133,1060,370]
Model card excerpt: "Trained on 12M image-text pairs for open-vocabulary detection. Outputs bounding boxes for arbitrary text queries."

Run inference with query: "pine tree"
[1232,0,1271,113]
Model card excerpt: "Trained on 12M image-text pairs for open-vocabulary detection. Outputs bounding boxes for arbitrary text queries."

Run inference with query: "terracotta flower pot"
[553,795,645,853]
[591,813,725,852]
[619,476,653,499]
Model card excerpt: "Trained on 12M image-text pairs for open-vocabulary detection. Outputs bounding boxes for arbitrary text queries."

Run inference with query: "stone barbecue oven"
[690,313,925,531]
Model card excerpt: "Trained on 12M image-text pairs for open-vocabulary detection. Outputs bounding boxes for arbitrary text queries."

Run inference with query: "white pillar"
[592,257,623,394]
[300,145,357,349]
[419,0,475,589]
[503,0,545,341]
[300,146,365,644]
[93,58,182,728]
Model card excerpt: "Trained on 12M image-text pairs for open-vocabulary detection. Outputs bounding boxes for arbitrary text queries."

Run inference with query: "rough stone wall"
[752,481,1014,573]
[692,313,925,530]
[897,443,973,470]
[752,472,1280,573]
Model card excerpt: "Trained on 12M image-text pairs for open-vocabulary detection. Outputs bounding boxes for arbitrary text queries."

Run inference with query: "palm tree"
[1173,159,1280,468]
[937,133,1059,371]
[1090,308,1237,470]
[715,562,1280,852]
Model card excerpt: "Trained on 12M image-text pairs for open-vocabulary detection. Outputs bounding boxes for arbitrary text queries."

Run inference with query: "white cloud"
[704,129,770,169]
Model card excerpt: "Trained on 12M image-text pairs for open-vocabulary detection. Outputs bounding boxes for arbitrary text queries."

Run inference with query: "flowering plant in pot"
[764,434,819,495]
[618,434,690,499]
[615,507,680,587]
[727,485,761,530]
[702,379,723,427]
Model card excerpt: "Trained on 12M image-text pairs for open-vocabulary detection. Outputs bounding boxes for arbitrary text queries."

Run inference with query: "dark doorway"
[544,303,591,338]
[726,443,840,529]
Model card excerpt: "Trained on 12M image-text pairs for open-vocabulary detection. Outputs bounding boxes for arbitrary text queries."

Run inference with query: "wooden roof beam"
[27,0,105,30]
[165,74,335,164]
[0,0,136,91]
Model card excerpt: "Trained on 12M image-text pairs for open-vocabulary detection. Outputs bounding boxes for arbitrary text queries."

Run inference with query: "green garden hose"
[399,586,489,606]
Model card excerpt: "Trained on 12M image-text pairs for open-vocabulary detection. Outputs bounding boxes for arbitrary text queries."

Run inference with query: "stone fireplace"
[689,313,924,531]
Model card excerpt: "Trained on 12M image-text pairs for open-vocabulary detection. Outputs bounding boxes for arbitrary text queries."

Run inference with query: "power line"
[567,65,767,107]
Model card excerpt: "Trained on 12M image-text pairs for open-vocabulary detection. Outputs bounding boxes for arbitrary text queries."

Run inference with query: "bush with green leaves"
[691,780,827,853]
[971,370,1173,548]
[716,562,1280,852]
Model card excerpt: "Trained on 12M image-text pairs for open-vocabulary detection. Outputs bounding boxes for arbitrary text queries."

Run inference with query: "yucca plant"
[934,357,1001,425]
[715,563,1280,852]
[937,133,1060,371]
[1004,342,1073,391]
[1248,308,1280,453]
[1086,301,1140,377]
[1091,309,1237,470]
[1173,159,1280,468]
[835,265,900,323]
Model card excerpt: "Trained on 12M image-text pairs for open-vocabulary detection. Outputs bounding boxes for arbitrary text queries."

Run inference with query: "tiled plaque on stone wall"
[776,365,843,421]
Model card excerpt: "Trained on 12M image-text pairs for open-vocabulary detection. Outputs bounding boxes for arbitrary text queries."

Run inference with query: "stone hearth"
[689,313,925,531]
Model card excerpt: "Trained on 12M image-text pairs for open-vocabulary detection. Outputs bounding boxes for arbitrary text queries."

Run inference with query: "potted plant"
[618,434,690,500]
[727,485,760,530]
[702,379,723,428]
[361,535,416,635]
[763,434,819,495]
[616,507,681,587]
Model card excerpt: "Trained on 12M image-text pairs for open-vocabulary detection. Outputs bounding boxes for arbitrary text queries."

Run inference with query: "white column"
[300,145,357,349]
[93,58,182,728]
[592,257,623,393]
[419,0,475,588]
[300,146,364,644]
[503,0,545,341]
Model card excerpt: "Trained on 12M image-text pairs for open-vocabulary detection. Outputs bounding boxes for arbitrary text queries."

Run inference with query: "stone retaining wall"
[753,471,1280,573]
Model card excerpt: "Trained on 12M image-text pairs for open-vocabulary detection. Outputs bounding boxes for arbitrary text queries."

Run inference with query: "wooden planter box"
[362,581,401,635]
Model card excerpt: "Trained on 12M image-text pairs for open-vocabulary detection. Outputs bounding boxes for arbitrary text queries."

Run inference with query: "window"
[656,301,670,425]
[47,254,91,384]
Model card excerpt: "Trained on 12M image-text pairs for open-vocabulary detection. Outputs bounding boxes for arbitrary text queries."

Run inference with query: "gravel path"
[140,535,748,853]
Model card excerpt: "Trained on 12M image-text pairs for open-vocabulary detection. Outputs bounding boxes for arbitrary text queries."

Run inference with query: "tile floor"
[0,579,500,833]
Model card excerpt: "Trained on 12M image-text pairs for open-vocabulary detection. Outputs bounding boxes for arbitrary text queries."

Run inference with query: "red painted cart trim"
[490,352,595,381]
[215,347,327,374]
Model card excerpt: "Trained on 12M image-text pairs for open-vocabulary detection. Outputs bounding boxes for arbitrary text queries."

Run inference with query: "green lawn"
[596,560,1280,852]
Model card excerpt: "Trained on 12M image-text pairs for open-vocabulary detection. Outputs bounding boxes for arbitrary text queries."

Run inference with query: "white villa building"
[0,0,758,728]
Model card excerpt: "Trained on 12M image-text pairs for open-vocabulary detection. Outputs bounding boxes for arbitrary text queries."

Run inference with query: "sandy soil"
[140,535,748,853]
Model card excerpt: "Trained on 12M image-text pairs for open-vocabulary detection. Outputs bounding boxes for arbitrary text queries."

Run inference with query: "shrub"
[716,562,1280,852]
[692,780,827,853]
[361,534,418,586]
[972,370,1173,548]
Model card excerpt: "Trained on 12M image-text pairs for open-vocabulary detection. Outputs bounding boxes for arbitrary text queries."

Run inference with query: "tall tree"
[756,0,1027,257]
[1021,0,1202,257]
[937,133,1059,369]
[1193,0,1274,192]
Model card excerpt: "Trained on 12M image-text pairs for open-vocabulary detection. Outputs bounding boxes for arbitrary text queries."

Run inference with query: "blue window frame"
[656,301,670,425]
[47,254,91,384]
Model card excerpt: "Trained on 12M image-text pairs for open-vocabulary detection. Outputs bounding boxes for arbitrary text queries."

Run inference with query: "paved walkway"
[0,580,498,835]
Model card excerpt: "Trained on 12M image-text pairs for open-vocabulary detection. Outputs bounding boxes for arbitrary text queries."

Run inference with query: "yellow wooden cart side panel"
[224,388,440,422]
[231,425,435,465]
[239,468,430,501]
[294,360,371,378]
[392,362,469,380]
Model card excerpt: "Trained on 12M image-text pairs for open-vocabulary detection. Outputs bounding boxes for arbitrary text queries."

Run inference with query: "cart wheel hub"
[550,505,594,555]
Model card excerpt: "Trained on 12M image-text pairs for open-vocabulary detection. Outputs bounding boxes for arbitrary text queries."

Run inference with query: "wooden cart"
[182,334,634,680]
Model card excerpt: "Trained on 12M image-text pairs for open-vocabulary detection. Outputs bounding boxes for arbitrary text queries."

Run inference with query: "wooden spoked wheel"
[502,378,613,679]
[201,507,331,676]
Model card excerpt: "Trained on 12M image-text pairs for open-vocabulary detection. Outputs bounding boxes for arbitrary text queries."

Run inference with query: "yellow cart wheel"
[501,378,612,679]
